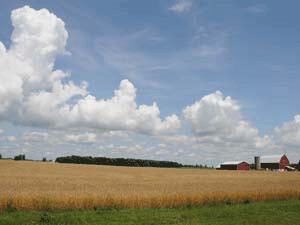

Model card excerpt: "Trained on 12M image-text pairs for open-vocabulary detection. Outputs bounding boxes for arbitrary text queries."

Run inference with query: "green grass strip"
[0,199,300,225]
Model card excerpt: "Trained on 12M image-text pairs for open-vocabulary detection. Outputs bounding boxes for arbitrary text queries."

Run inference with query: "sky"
[0,0,299,166]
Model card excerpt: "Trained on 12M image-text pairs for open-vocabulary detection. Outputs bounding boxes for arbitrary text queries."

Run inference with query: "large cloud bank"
[0,6,180,134]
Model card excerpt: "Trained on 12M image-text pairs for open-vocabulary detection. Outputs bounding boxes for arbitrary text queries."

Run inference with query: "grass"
[0,199,300,224]
[0,160,300,210]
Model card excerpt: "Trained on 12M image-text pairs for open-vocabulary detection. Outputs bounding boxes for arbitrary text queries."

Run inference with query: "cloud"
[95,24,227,88]
[0,6,180,135]
[64,132,97,143]
[110,144,145,154]
[192,47,225,57]
[246,4,267,14]
[183,91,260,145]
[154,91,277,164]
[23,132,48,142]
[169,0,192,13]
[273,115,300,147]
[159,134,194,145]
[7,136,17,142]
[255,135,271,149]
[99,130,129,140]
[58,80,181,134]
[95,31,174,89]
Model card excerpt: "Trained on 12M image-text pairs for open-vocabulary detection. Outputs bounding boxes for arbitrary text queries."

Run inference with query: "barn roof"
[216,161,248,168]
[260,154,286,163]
[220,161,248,165]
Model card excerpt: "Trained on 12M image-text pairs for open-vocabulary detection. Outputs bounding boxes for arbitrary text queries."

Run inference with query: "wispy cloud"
[94,29,175,89]
[192,47,225,57]
[169,0,192,14]
[246,4,268,14]
[94,22,228,88]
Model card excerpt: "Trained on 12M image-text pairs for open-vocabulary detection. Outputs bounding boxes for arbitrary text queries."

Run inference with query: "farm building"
[216,161,250,170]
[260,154,289,170]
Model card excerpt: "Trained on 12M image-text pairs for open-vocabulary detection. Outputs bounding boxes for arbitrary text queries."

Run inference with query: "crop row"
[1,190,299,211]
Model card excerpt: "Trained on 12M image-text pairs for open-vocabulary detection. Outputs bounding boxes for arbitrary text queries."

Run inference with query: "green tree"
[0,154,2,159]
[14,154,25,160]
[43,157,47,162]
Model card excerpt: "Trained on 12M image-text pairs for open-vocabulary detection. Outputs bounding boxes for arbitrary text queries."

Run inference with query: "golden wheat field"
[0,160,300,210]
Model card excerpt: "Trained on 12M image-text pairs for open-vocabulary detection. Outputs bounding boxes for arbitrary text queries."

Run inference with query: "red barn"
[260,154,289,170]
[217,161,250,170]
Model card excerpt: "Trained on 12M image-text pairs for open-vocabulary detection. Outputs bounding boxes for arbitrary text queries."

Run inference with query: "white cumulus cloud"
[183,91,260,145]
[273,115,300,147]
[0,6,180,135]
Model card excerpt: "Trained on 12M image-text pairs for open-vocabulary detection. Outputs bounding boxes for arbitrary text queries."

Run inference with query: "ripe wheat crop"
[0,160,299,210]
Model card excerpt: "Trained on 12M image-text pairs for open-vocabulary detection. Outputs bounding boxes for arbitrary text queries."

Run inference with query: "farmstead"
[260,154,290,170]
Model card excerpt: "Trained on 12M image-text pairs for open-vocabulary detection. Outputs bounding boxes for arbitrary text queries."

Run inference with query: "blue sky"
[0,0,299,166]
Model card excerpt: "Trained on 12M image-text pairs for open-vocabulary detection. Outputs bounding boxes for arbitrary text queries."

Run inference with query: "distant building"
[216,161,250,170]
[260,154,289,170]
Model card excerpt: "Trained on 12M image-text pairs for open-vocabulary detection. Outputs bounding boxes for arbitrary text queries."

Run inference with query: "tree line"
[0,154,26,160]
[55,155,213,169]
[55,155,182,168]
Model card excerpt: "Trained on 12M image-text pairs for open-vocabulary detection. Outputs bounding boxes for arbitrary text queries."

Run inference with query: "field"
[0,160,300,211]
